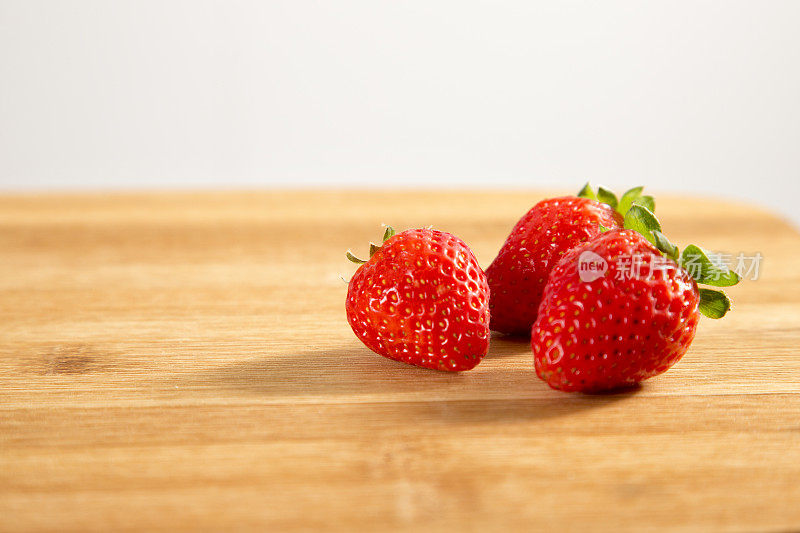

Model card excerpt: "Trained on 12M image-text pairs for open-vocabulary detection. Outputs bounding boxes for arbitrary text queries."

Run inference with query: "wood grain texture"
[1,191,799,532]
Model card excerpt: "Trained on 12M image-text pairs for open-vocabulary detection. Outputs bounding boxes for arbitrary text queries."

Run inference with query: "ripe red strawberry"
[532,205,739,392]
[486,193,624,335]
[345,226,490,371]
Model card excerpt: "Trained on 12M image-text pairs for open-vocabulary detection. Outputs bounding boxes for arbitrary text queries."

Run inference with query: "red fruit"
[345,227,490,371]
[531,229,701,392]
[486,196,623,335]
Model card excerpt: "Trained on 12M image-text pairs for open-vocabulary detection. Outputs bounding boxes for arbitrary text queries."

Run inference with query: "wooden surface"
[1,191,799,532]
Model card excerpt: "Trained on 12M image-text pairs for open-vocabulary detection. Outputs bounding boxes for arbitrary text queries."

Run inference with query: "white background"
[1,1,798,225]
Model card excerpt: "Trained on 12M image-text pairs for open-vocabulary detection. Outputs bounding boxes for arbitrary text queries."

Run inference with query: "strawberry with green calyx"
[610,204,739,317]
[531,203,740,392]
[345,226,490,372]
[487,184,657,335]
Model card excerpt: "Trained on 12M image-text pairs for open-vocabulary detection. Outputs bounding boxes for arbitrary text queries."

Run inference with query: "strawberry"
[345,226,490,371]
[531,200,739,392]
[486,184,648,335]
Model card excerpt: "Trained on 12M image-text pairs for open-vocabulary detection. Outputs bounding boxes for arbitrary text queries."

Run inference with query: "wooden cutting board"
[2,191,799,532]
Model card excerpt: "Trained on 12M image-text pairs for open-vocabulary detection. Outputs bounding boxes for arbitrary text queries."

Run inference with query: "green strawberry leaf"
[652,230,679,261]
[348,225,397,264]
[596,186,618,209]
[623,204,661,245]
[577,183,598,201]
[632,195,655,213]
[616,186,644,215]
[698,288,732,319]
[598,222,612,233]
[680,245,741,287]
[346,250,367,264]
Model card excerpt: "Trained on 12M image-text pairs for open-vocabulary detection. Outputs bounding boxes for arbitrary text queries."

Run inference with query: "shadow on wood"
[192,341,642,424]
